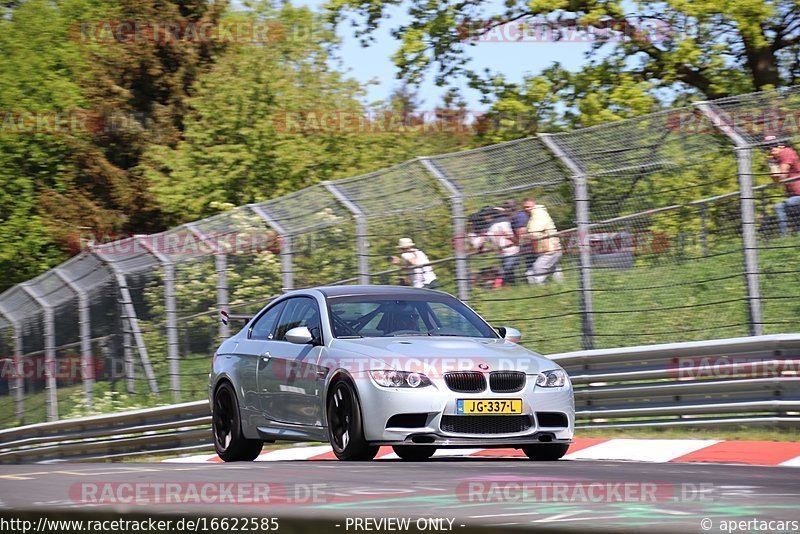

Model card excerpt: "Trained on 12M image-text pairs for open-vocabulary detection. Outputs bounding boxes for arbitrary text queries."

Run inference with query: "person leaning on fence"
[525,200,564,285]
[765,135,800,236]
[395,238,439,289]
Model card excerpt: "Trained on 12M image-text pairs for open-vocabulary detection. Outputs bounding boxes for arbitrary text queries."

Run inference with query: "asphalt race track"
[1,458,799,532]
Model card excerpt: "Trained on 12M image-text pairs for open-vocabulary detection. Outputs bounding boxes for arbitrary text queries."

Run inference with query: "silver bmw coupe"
[209,285,574,461]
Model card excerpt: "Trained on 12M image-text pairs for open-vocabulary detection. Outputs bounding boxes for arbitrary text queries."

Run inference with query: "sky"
[287,0,598,111]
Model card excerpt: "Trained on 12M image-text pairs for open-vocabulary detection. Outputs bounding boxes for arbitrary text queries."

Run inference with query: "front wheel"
[212,381,263,461]
[392,445,436,461]
[521,443,570,461]
[327,380,379,461]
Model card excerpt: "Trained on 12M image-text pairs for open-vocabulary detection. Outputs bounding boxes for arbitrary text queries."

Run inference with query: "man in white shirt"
[396,238,439,289]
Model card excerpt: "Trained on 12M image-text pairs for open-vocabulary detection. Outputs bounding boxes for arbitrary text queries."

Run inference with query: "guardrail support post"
[249,204,294,291]
[136,237,180,401]
[323,182,370,285]
[695,102,763,336]
[539,134,595,350]
[114,271,159,394]
[53,269,93,410]
[420,158,470,302]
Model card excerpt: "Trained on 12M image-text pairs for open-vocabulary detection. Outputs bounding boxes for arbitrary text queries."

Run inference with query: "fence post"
[20,284,58,421]
[699,203,709,256]
[323,182,370,285]
[53,269,93,410]
[186,223,229,340]
[539,134,595,350]
[0,305,24,422]
[95,250,160,394]
[419,157,470,302]
[136,236,180,401]
[695,102,763,336]
[249,204,294,291]
[122,316,134,394]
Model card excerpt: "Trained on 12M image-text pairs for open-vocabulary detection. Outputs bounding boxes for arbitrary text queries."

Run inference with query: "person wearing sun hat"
[395,238,439,289]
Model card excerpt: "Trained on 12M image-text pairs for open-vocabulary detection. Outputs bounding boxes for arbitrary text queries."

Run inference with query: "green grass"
[1,356,212,427]
[471,233,800,354]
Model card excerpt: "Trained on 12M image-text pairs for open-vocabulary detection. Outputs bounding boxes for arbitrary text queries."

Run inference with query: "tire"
[327,380,379,461]
[212,381,263,462]
[392,445,436,461]
[522,443,570,461]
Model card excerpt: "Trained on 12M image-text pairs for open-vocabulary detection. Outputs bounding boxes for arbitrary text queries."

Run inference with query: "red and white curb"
[163,438,800,467]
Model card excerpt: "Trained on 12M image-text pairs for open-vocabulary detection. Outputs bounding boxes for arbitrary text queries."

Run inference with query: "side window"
[249,301,286,340]
[275,297,322,342]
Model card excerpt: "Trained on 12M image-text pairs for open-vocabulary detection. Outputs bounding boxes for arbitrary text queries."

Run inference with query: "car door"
[256,296,325,427]
[233,300,286,425]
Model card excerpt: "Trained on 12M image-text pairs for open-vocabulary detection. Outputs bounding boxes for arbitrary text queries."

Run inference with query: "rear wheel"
[392,445,436,461]
[327,380,379,461]
[522,443,569,461]
[212,381,263,462]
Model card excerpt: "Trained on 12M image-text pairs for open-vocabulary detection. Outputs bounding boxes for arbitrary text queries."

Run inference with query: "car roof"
[315,285,449,298]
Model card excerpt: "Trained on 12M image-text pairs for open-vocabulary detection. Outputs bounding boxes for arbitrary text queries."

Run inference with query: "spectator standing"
[525,200,563,284]
[485,207,520,288]
[766,136,800,236]
[395,238,439,289]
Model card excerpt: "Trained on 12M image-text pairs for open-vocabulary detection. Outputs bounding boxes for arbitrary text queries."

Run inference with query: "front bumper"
[354,372,575,446]
[373,434,573,448]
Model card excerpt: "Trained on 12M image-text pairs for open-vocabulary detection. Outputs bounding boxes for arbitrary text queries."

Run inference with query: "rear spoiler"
[220,310,252,326]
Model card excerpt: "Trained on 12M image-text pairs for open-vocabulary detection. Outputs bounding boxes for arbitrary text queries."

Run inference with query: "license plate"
[457,399,523,415]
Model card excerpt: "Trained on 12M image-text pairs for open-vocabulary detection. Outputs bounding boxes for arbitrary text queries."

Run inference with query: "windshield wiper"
[388,332,431,337]
[336,335,363,339]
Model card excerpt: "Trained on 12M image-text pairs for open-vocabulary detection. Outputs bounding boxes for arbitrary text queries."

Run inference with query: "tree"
[0,0,228,290]
[473,61,660,143]
[326,0,800,99]
[141,2,475,223]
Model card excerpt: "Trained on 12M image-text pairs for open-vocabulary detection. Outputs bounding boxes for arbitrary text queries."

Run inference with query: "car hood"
[329,336,559,375]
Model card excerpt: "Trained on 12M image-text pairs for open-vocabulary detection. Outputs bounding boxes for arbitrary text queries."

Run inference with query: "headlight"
[370,370,432,388]
[536,369,567,388]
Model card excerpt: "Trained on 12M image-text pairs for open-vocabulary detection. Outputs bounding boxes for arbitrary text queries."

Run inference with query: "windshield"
[328,295,499,339]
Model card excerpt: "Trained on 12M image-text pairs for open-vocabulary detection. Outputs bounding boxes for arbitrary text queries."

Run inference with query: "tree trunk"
[742,27,781,90]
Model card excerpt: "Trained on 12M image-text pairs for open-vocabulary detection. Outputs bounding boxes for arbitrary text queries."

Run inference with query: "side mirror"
[285,326,314,345]
[496,326,521,343]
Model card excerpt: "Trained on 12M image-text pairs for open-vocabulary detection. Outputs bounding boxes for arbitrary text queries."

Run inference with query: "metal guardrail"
[0,335,797,463]
[550,334,800,428]
[0,400,210,463]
